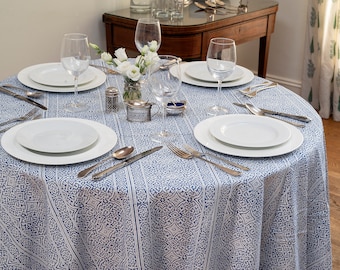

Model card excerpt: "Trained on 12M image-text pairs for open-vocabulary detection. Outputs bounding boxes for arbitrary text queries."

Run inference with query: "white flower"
[101,52,113,64]
[116,61,132,75]
[90,41,160,81]
[148,40,158,52]
[126,65,141,81]
[144,51,160,67]
[140,45,149,56]
[114,48,128,62]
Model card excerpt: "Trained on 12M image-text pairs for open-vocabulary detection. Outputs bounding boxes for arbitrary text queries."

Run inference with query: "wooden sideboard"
[103,0,278,78]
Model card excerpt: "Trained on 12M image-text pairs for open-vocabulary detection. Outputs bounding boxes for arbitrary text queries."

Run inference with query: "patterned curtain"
[301,0,340,121]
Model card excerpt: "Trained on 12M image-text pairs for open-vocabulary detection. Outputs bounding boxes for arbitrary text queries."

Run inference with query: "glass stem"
[161,103,166,135]
[74,76,79,102]
[217,80,222,107]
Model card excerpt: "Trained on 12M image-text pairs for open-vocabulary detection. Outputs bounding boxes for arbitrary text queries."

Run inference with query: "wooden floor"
[323,118,340,269]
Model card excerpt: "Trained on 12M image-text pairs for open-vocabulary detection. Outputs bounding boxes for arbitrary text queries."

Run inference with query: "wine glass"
[134,18,161,53]
[60,33,91,112]
[148,55,181,143]
[206,37,236,115]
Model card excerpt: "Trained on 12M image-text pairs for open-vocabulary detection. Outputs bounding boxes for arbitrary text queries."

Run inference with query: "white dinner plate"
[185,61,244,82]
[17,63,106,92]
[1,118,118,165]
[15,119,99,153]
[194,115,304,158]
[170,62,254,88]
[29,63,96,87]
[209,115,291,148]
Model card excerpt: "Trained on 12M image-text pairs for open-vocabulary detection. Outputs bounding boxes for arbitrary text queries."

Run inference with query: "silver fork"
[167,143,241,176]
[244,83,278,98]
[184,144,250,171]
[0,108,39,128]
[239,81,272,94]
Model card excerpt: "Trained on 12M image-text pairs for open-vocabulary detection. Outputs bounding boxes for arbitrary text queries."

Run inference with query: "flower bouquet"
[90,41,160,101]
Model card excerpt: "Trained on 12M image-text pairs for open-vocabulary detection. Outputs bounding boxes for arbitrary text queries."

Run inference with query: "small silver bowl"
[166,100,187,115]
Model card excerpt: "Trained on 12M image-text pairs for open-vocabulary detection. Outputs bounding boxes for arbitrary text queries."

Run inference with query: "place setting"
[170,60,254,88]
[1,117,118,165]
[193,114,304,158]
[17,62,106,93]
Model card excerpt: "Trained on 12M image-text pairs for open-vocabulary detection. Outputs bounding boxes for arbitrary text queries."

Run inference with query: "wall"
[0,0,307,94]
[0,0,128,80]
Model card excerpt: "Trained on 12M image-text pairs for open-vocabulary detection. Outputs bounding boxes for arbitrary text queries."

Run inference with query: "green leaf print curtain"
[302,0,340,121]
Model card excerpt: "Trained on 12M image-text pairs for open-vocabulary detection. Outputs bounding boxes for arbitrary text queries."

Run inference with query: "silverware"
[245,103,305,128]
[0,86,47,110]
[78,146,135,178]
[90,64,119,75]
[239,81,273,94]
[167,143,241,176]
[184,144,250,171]
[241,83,278,97]
[0,108,39,128]
[233,102,311,122]
[92,146,162,181]
[1,84,43,98]
[194,2,228,14]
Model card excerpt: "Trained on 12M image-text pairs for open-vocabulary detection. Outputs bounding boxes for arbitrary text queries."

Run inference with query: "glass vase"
[123,79,142,101]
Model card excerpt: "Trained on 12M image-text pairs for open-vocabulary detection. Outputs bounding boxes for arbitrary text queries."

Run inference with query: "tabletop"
[0,60,332,269]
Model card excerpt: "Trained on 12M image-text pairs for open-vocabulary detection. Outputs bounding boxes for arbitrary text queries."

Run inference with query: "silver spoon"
[2,84,43,98]
[77,146,135,178]
[245,103,305,128]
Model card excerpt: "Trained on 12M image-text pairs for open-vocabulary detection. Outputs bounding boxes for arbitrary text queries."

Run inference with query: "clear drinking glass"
[60,33,90,112]
[148,55,182,143]
[206,37,236,115]
[134,18,161,53]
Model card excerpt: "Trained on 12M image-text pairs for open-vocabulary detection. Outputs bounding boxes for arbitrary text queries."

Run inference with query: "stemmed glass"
[206,37,236,115]
[134,18,161,53]
[148,55,182,143]
[60,33,91,112]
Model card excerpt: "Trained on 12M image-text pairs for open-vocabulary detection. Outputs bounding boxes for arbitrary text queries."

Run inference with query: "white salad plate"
[1,118,118,165]
[29,63,96,87]
[209,115,291,148]
[15,119,99,153]
[185,61,244,82]
[18,63,106,92]
[194,115,304,158]
[170,62,254,88]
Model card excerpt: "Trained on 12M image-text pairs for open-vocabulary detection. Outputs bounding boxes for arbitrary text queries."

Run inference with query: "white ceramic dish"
[209,115,291,148]
[194,115,304,158]
[15,119,99,153]
[17,63,106,92]
[185,61,244,82]
[29,63,95,87]
[170,62,254,88]
[1,118,117,165]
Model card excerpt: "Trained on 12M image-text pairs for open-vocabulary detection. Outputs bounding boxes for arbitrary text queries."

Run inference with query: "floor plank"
[323,118,340,269]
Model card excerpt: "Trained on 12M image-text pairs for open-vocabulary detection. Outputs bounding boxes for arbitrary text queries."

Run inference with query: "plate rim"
[29,62,96,87]
[17,62,106,92]
[209,115,292,148]
[185,62,244,83]
[194,115,304,158]
[1,118,117,165]
[15,119,99,154]
[171,62,254,88]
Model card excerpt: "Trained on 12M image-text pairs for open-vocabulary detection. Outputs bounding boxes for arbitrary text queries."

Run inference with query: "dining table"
[0,59,332,269]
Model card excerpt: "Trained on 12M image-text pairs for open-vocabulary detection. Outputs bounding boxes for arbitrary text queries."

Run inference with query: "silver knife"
[233,103,311,123]
[0,86,47,110]
[92,146,163,180]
